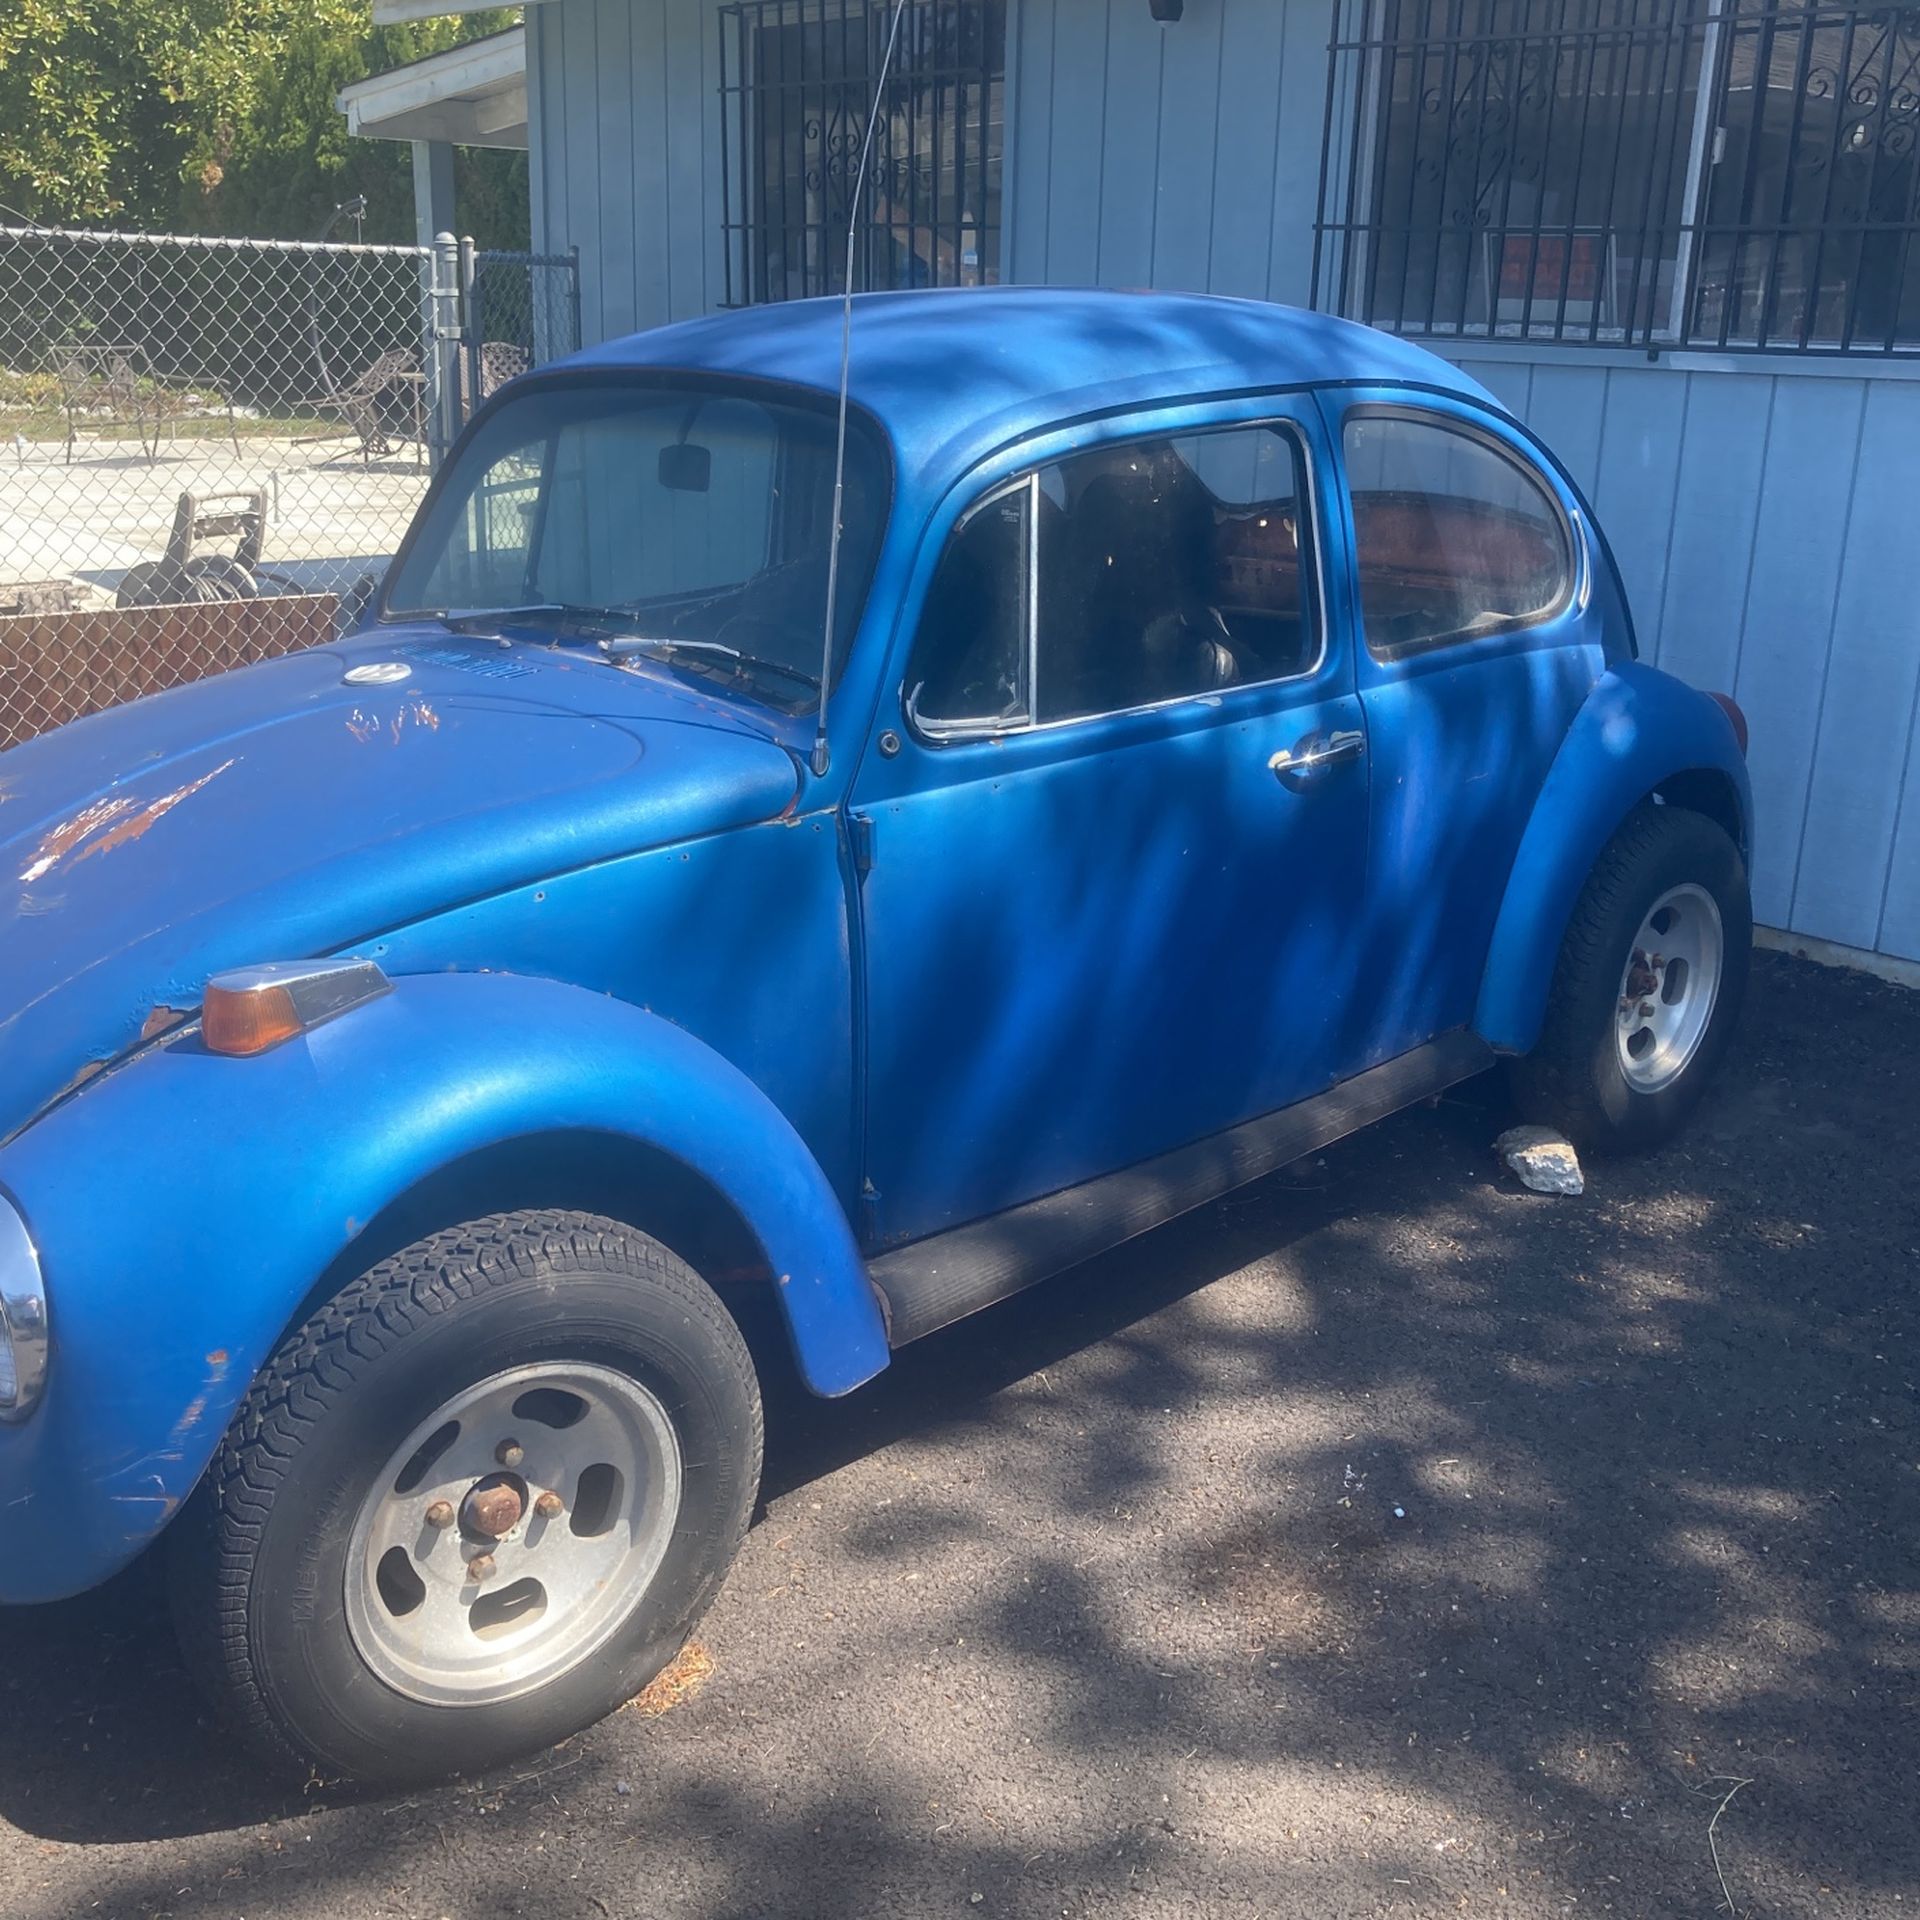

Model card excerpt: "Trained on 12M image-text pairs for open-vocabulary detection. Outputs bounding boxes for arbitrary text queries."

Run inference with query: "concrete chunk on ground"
[1494,1123,1585,1195]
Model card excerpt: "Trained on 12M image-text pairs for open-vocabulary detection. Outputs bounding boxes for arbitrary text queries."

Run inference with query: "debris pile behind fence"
[0,225,578,747]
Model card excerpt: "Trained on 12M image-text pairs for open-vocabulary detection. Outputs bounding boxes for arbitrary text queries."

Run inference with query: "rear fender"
[0,972,886,1603]
[1474,662,1752,1056]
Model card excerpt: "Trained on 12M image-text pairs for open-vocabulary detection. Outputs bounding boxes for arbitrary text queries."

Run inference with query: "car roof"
[558,286,1501,497]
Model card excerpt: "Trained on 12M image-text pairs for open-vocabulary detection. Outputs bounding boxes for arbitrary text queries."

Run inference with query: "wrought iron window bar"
[718,0,1006,308]
[1311,0,1920,356]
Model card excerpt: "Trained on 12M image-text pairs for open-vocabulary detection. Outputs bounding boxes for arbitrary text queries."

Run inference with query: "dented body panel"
[0,290,1750,1608]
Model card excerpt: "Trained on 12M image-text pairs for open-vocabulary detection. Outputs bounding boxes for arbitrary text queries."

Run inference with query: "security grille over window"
[718,0,1007,306]
[1310,0,1920,355]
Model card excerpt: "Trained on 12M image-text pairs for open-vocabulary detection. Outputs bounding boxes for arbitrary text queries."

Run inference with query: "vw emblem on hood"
[344,661,412,686]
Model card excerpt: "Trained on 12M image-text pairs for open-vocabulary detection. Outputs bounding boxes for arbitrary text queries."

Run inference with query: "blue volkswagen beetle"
[0,289,1750,1783]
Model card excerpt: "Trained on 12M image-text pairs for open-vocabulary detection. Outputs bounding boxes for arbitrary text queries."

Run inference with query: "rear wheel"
[170,1210,761,1786]
[1509,802,1750,1153]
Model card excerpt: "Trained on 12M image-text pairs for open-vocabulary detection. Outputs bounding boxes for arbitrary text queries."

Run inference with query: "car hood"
[0,628,800,1135]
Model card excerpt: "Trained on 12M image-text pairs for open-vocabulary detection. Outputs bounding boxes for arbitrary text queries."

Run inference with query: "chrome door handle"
[1268,729,1364,778]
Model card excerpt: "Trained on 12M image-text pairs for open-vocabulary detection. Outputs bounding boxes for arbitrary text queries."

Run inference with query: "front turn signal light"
[202,957,392,1057]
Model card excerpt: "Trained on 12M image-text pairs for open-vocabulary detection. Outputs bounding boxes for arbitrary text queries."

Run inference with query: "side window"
[1342,412,1572,659]
[906,420,1319,739]
[905,481,1031,733]
[1034,425,1317,725]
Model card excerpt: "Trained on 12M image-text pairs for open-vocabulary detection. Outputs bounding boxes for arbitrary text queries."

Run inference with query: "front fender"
[0,972,887,1604]
[1474,662,1752,1055]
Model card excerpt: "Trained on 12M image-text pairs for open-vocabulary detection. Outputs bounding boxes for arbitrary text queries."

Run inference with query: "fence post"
[568,244,583,355]
[427,230,462,468]
[458,234,481,421]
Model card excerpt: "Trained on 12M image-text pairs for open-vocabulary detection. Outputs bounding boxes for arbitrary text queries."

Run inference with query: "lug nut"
[495,1438,525,1468]
[534,1490,565,1520]
[424,1499,456,1530]
[467,1552,497,1583]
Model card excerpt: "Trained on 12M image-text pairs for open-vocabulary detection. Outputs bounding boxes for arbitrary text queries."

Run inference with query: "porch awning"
[337,26,528,151]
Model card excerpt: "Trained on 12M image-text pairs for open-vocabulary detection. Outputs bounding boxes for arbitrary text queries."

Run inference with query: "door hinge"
[858,1179,881,1243]
[849,811,876,876]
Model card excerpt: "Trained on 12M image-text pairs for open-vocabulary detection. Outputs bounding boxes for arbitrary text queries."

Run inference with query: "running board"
[869,1030,1494,1348]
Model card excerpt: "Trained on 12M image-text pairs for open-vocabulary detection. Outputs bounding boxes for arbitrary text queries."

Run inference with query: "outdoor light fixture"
[1149,0,1185,17]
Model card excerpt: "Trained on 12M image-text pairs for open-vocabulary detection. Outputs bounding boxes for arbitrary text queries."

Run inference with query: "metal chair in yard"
[55,345,171,465]
[297,348,426,465]
[54,344,243,465]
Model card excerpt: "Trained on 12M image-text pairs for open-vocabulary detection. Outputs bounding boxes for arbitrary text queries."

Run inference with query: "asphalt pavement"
[2,948,1914,1920]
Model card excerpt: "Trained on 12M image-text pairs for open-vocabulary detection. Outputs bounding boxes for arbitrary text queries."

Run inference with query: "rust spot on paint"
[53,1059,107,1102]
[71,761,235,869]
[349,693,441,745]
[140,1005,191,1042]
[21,761,236,883]
[205,1349,230,1369]
[19,796,135,882]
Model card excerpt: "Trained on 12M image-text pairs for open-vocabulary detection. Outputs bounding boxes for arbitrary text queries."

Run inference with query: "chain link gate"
[0,225,579,750]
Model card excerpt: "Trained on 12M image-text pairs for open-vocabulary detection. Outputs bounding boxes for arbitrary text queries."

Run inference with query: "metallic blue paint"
[0,289,1746,1607]
[0,632,799,1138]
[565,289,1503,506]
[1473,661,1753,1055]
[1317,386,1616,1064]
[0,972,887,1603]
[848,389,1373,1244]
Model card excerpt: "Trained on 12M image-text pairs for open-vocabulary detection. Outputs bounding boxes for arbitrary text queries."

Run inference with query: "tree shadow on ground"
[0,952,1914,1920]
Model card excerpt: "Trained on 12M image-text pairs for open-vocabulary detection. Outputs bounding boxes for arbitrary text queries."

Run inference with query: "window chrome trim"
[0,1195,49,1423]
[1339,402,1579,663]
[908,413,1331,746]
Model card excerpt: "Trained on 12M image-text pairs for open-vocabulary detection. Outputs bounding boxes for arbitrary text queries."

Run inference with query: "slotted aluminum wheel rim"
[344,1362,682,1707]
[1615,883,1724,1094]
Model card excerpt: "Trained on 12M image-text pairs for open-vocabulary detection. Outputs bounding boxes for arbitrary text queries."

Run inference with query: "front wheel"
[1509,801,1750,1153]
[170,1210,762,1786]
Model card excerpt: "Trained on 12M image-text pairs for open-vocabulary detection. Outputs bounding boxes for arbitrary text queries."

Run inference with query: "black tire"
[116,560,187,608]
[1509,801,1751,1154]
[179,555,259,601]
[169,1210,762,1787]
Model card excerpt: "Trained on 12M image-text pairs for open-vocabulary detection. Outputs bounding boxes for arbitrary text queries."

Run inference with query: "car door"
[1319,392,1609,1068]
[849,401,1373,1249]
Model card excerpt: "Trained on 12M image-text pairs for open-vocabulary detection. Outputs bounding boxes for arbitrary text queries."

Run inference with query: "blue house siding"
[1005,0,1328,304]
[527,0,732,342]
[525,0,1920,965]
[1444,351,1920,960]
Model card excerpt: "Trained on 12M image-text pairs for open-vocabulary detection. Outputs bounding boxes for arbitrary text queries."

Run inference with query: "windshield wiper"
[441,603,646,636]
[599,634,820,693]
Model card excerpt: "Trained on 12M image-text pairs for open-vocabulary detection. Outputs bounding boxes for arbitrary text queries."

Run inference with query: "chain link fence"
[0,225,578,749]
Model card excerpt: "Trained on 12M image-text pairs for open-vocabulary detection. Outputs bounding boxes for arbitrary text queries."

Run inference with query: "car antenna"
[810,0,910,779]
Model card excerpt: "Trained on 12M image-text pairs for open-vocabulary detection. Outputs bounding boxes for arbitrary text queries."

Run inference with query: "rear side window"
[1342,412,1572,659]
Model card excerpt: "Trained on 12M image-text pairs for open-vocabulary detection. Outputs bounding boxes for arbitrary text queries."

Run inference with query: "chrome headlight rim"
[0,1195,50,1424]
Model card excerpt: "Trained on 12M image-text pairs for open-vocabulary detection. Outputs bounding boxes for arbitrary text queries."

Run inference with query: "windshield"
[384,377,889,710]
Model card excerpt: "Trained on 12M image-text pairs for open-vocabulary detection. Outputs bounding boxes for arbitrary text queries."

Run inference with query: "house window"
[1311,0,1920,354]
[719,0,1007,306]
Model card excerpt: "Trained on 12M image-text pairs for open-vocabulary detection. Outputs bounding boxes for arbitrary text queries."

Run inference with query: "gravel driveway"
[2,948,1914,1920]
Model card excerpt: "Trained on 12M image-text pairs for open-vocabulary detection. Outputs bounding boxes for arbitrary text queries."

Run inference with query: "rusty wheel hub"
[461,1475,525,1539]
[344,1362,684,1706]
